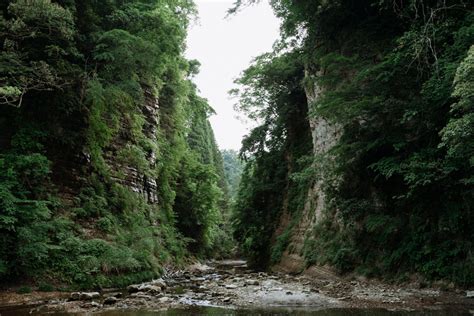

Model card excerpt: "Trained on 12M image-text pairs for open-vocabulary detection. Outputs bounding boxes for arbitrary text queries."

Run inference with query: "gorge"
[0,0,473,314]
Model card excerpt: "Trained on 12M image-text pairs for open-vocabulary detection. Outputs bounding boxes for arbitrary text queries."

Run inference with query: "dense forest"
[0,0,232,289]
[232,0,474,286]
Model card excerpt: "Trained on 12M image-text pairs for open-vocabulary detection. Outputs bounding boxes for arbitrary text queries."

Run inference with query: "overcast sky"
[185,0,280,150]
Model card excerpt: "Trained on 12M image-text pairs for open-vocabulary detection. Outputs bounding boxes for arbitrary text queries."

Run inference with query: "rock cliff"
[274,72,340,275]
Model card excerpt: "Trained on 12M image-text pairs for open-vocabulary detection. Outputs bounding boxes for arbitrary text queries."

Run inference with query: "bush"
[16,286,32,294]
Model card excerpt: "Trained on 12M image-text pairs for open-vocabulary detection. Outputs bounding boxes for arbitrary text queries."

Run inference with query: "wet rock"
[103,296,118,305]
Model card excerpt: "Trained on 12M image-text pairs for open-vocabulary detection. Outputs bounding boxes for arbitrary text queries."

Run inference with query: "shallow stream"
[0,261,472,315]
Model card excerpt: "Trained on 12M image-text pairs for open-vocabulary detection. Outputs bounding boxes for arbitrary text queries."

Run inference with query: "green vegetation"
[231,52,313,268]
[0,0,230,289]
[1,0,472,291]
[232,0,473,285]
[221,149,244,200]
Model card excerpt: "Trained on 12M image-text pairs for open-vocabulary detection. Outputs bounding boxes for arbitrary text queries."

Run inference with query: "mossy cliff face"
[104,86,160,204]
[0,0,230,289]
[233,1,473,286]
[273,74,341,274]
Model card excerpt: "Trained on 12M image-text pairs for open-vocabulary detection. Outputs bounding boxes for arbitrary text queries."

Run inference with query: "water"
[1,306,471,316]
[96,307,472,316]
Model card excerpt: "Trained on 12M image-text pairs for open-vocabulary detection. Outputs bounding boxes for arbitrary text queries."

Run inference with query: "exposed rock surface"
[274,73,341,274]
[105,86,160,203]
[1,260,471,315]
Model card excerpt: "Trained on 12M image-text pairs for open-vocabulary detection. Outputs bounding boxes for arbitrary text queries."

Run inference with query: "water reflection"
[95,306,470,316]
[1,306,471,316]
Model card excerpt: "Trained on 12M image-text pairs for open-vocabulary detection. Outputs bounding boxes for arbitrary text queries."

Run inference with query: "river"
[0,260,472,315]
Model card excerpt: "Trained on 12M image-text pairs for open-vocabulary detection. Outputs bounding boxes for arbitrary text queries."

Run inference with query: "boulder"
[138,284,161,294]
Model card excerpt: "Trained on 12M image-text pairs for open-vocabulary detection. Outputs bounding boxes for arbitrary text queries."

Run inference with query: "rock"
[222,297,231,302]
[80,292,100,300]
[466,291,474,298]
[70,292,81,301]
[70,292,100,301]
[159,296,171,303]
[245,279,259,286]
[225,284,238,289]
[138,284,162,294]
[286,291,293,295]
[127,284,141,293]
[90,301,101,308]
[103,296,118,305]
[104,292,123,298]
[129,293,153,299]
[188,263,213,273]
[151,278,167,289]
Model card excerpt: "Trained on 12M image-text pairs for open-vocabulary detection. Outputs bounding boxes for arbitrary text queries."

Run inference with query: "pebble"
[467,291,474,298]
[225,284,238,289]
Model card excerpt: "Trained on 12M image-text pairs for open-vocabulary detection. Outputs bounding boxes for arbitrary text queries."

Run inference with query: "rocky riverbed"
[0,260,473,315]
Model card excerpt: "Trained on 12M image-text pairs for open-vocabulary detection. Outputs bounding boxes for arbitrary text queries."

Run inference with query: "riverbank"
[1,260,473,315]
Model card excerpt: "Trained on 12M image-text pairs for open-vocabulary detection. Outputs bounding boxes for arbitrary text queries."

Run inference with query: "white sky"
[185,0,280,150]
